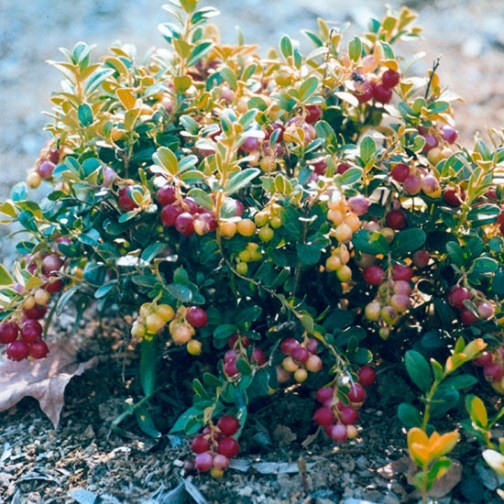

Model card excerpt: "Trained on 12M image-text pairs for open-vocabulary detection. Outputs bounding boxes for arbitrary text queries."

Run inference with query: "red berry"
[228,334,251,349]
[251,347,267,365]
[316,387,334,404]
[28,340,49,359]
[21,320,43,343]
[305,105,322,123]
[291,346,310,363]
[48,149,60,164]
[45,276,64,293]
[265,122,284,142]
[357,365,376,387]
[473,351,493,367]
[391,163,410,182]
[385,209,407,230]
[347,383,367,403]
[339,405,359,425]
[194,452,213,472]
[217,437,239,458]
[461,308,479,326]
[484,362,504,382]
[23,304,48,320]
[280,338,300,356]
[217,416,240,436]
[372,84,393,104]
[182,197,201,215]
[191,436,211,454]
[443,188,463,207]
[412,249,430,269]
[224,350,237,362]
[447,286,471,310]
[37,161,55,179]
[0,322,19,344]
[175,212,195,237]
[313,407,334,426]
[337,163,350,174]
[330,423,348,441]
[118,187,139,211]
[381,69,400,89]
[157,185,176,206]
[392,264,413,282]
[224,359,239,377]
[441,126,458,144]
[403,175,422,195]
[355,84,373,103]
[363,266,385,286]
[186,306,208,328]
[161,204,183,227]
[6,340,29,361]
[312,159,327,175]
[240,136,261,153]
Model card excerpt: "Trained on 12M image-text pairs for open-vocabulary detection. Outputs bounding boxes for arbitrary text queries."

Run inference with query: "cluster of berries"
[326,192,368,244]
[278,337,323,383]
[223,335,267,378]
[313,365,376,442]
[26,145,60,189]
[363,264,414,339]
[447,286,495,326]
[352,67,401,105]
[390,162,442,199]
[191,415,241,478]
[473,347,504,394]
[325,245,352,282]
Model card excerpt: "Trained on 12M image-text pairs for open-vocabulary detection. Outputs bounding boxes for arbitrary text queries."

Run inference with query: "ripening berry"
[258,226,274,242]
[169,321,195,344]
[364,301,381,321]
[34,289,50,306]
[326,255,342,271]
[27,172,42,189]
[219,221,237,239]
[294,368,308,383]
[330,423,348,442]
[282,356,299,373]
[336,265,352,282]
[212,454,230,471]
[306,354,323,372]
[157,304,175,322]
[333,223,353,243]
[187,340,202,356]
[236,218,256,237]
[145,313,165,334]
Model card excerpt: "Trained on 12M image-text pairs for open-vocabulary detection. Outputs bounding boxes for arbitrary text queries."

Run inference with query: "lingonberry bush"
[0,0,503,493]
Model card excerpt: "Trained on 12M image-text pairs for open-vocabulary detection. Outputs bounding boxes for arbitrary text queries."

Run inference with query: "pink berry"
[422,134,439,153]
[339,405,359,425]
[251,347,267,365]
[330,423,348,441]
[194,452,213,472]
[477,302,494,320]
[42,254,63,275]
[212,454,230,470]
[306,339,319,354]
[403,175,422,195]
[228,335,250,349]
[37,161,55,179]
[441,126,458,144]
[224,359,239,377]
[291,346,309,363]
[484,362,504,382]
[224,350,237,362]
[347,195,370,216]
[240,136,261,154]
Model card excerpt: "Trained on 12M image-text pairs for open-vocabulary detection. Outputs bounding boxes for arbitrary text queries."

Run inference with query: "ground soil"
[1,1,504,503]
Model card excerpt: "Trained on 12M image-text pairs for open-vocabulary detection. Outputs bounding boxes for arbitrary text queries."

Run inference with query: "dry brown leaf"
[0,341,98,429]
